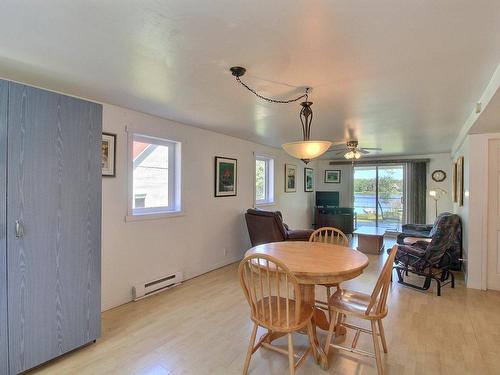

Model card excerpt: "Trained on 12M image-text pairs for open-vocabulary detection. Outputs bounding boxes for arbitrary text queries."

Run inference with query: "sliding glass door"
[353,166,378,227]
[353,164,405,229]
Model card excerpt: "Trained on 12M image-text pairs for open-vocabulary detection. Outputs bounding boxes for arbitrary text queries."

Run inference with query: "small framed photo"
[102,132,116,177]
[304,167,314,192]
[215,156,237,197]
[324,169,341,183]
[285,164,297,193]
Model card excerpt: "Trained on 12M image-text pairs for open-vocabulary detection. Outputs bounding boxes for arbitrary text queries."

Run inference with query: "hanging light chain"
[234,75,309,104]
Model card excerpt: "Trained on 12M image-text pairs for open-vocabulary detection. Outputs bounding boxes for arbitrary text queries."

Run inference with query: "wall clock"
[431,169,446,182]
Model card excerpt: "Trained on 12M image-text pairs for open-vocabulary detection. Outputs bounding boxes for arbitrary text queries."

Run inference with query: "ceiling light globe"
[282,141,332,161]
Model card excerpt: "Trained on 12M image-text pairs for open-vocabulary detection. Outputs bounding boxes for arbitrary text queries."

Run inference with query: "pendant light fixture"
[230,66,331,164]
[281,100,332,164]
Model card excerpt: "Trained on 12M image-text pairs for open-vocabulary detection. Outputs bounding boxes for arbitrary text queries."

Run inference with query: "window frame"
[127,130,182,219]
[254,154,275,206]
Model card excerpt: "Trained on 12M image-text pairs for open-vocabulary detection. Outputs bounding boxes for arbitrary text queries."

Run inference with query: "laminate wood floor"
[29,248,500,375]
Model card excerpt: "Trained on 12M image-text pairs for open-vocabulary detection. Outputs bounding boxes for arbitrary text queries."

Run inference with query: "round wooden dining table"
[245,241,369,369]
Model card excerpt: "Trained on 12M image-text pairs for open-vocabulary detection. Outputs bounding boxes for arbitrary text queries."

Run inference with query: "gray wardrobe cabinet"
[0,80,102,375]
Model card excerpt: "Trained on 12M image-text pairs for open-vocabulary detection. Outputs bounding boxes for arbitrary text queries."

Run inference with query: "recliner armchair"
[245,208,314,247]
[392,213,461,296]
[397,212,462,270]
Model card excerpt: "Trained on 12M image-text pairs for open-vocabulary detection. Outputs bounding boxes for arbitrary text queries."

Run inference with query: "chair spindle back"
[309,227,349,246]
[239,254,302,331]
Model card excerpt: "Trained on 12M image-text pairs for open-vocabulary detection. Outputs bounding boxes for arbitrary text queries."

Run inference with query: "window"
[128,132,181,217]
[255,155,274,205]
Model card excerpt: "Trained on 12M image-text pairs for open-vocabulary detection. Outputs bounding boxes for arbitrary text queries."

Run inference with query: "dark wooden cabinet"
[314,207,354,234]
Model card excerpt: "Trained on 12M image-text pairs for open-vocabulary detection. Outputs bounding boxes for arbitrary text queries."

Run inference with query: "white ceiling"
[0,1,499,156]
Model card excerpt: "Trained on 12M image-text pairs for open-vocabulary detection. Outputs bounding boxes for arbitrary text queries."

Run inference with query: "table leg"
[300,285,330,369]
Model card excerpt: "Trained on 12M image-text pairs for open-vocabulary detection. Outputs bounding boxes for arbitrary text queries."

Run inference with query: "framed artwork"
[457,156,464,206]
[452,162,458,203]
[285,164,297,192]
[324,169,341,183]
[215,156,237,197]
[304,167,314,192]
[102,132,116,177]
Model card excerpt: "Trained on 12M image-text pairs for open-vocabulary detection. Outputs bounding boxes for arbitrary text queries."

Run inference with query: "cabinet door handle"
[15,220,24,239]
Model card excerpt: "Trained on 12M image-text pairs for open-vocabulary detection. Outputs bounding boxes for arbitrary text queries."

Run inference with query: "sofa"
[244,208,314,247]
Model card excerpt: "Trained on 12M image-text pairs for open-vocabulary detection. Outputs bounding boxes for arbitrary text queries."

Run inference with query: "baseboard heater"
[132,271,183,301]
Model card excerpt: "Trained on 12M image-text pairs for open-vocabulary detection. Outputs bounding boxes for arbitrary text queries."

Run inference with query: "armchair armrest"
[403,237,432,245]
[397,244,426,258]
[286,229,314,241]
[402,224,433,232]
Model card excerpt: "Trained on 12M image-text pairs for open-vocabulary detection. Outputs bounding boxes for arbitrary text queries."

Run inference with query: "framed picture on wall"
[304,167,314,192]
[452,161,458,203]
[215,156,237,197]
[101,132,116,177]
[285,164,297,192]
[457,156,464,206]
[324,169,341,183]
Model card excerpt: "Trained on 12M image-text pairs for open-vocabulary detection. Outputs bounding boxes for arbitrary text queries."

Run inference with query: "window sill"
[255,202,276,208]
[125,211,185,222]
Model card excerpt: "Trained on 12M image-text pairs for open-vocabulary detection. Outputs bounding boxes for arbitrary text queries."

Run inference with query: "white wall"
[101,104,314,311]
[314,161,353,207]
[452,137,471,285]
[315,153,453,223]
[423,153,453,223]
[452,133,500,289]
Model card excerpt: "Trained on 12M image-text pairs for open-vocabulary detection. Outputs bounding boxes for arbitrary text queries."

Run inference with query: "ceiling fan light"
[282,140,332,161]
[344,150,362,160]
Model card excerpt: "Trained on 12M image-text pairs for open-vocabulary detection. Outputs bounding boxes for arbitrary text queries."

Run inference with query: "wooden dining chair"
[308,227,349,321]
[323,245,398,375]
[239,253,318,375]
[309,227,349,246]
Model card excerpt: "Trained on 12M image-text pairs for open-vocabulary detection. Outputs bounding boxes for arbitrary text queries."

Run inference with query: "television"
[316,191,339,208]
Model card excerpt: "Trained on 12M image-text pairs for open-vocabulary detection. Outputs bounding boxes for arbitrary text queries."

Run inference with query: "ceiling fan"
[326,140,382,160]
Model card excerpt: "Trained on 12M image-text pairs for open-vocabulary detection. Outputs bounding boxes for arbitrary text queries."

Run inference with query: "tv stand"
[314,207,354,235]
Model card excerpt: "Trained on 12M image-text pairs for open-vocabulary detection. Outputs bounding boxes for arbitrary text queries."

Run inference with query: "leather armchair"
[245,208,314,247]
[397,212,461,270]
[392,213,461,295]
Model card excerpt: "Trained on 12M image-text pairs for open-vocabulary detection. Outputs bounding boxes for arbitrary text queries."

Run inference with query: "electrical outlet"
[223,248,227,256]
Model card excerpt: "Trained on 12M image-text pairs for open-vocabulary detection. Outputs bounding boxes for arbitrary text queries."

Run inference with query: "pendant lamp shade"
[282,140,332,161]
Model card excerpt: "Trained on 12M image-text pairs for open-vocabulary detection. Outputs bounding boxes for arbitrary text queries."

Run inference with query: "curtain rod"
[328,158,430,166]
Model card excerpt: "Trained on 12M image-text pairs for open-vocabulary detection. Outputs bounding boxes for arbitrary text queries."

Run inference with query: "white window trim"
[126,128,182,221]
[254,153,275,206]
